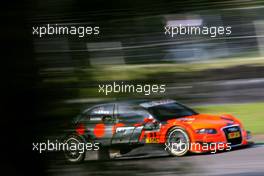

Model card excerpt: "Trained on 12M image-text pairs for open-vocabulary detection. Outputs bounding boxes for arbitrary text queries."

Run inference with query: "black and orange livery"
[64,99,252,163]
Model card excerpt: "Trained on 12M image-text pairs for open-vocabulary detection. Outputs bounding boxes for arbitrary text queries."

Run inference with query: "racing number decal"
[145,132,160,143]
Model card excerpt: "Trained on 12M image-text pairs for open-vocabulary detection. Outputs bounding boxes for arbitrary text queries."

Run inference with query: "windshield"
[147,102,198,121]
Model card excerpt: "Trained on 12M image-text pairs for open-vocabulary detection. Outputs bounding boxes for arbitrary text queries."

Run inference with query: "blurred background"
[29,0,264,136]
[2,0,264,176]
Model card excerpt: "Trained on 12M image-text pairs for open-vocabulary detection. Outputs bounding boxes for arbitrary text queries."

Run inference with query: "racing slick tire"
[63,134,86,163]
[165,127,190,157]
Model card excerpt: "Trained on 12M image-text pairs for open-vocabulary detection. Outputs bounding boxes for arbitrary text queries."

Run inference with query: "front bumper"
[190,126,252,153]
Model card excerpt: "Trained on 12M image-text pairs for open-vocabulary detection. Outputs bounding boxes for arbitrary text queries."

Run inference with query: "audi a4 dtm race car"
[63,99,252,163]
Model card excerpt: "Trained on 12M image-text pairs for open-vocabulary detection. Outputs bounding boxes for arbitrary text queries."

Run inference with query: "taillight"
[76,123,85,135]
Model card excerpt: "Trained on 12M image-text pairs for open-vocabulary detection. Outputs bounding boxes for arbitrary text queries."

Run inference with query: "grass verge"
[194,102,264,134]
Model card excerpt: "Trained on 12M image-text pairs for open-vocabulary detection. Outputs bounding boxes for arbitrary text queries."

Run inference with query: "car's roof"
[87,99,176,109]
[114,99,150,105]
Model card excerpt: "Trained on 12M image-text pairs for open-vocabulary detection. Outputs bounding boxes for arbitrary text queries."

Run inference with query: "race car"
[63,99,252,163]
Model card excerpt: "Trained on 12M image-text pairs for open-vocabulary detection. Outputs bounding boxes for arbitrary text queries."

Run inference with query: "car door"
[83,104,116,146]
[111,104,151,144]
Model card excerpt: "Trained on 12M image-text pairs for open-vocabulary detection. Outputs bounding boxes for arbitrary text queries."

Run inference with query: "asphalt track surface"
[46,142,264,176]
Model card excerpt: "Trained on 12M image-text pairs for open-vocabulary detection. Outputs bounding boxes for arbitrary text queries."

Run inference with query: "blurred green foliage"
[195,102,264,134]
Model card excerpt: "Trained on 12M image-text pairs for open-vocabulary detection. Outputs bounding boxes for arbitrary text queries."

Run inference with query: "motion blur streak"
[45,145,264,176]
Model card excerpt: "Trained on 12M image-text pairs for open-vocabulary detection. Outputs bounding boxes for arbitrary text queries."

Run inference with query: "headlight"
[195,128,217,134]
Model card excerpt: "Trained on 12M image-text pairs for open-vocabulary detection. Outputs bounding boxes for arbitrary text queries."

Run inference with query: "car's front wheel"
[165,127,190,156]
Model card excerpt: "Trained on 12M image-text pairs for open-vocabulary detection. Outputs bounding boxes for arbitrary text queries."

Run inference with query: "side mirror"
[144,122,155,130]
[144,121,160,131]
[143,118,160,130]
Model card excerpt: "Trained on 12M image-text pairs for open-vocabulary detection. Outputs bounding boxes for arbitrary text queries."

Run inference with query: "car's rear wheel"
[64,134,86,163]
[165,127,190,156]
[63,134,111,163]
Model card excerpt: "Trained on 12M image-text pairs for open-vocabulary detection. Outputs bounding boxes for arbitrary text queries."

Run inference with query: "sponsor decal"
[140,100,176,108]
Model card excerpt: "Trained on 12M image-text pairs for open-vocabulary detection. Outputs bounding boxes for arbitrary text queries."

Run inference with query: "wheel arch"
[165,124,195,143]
